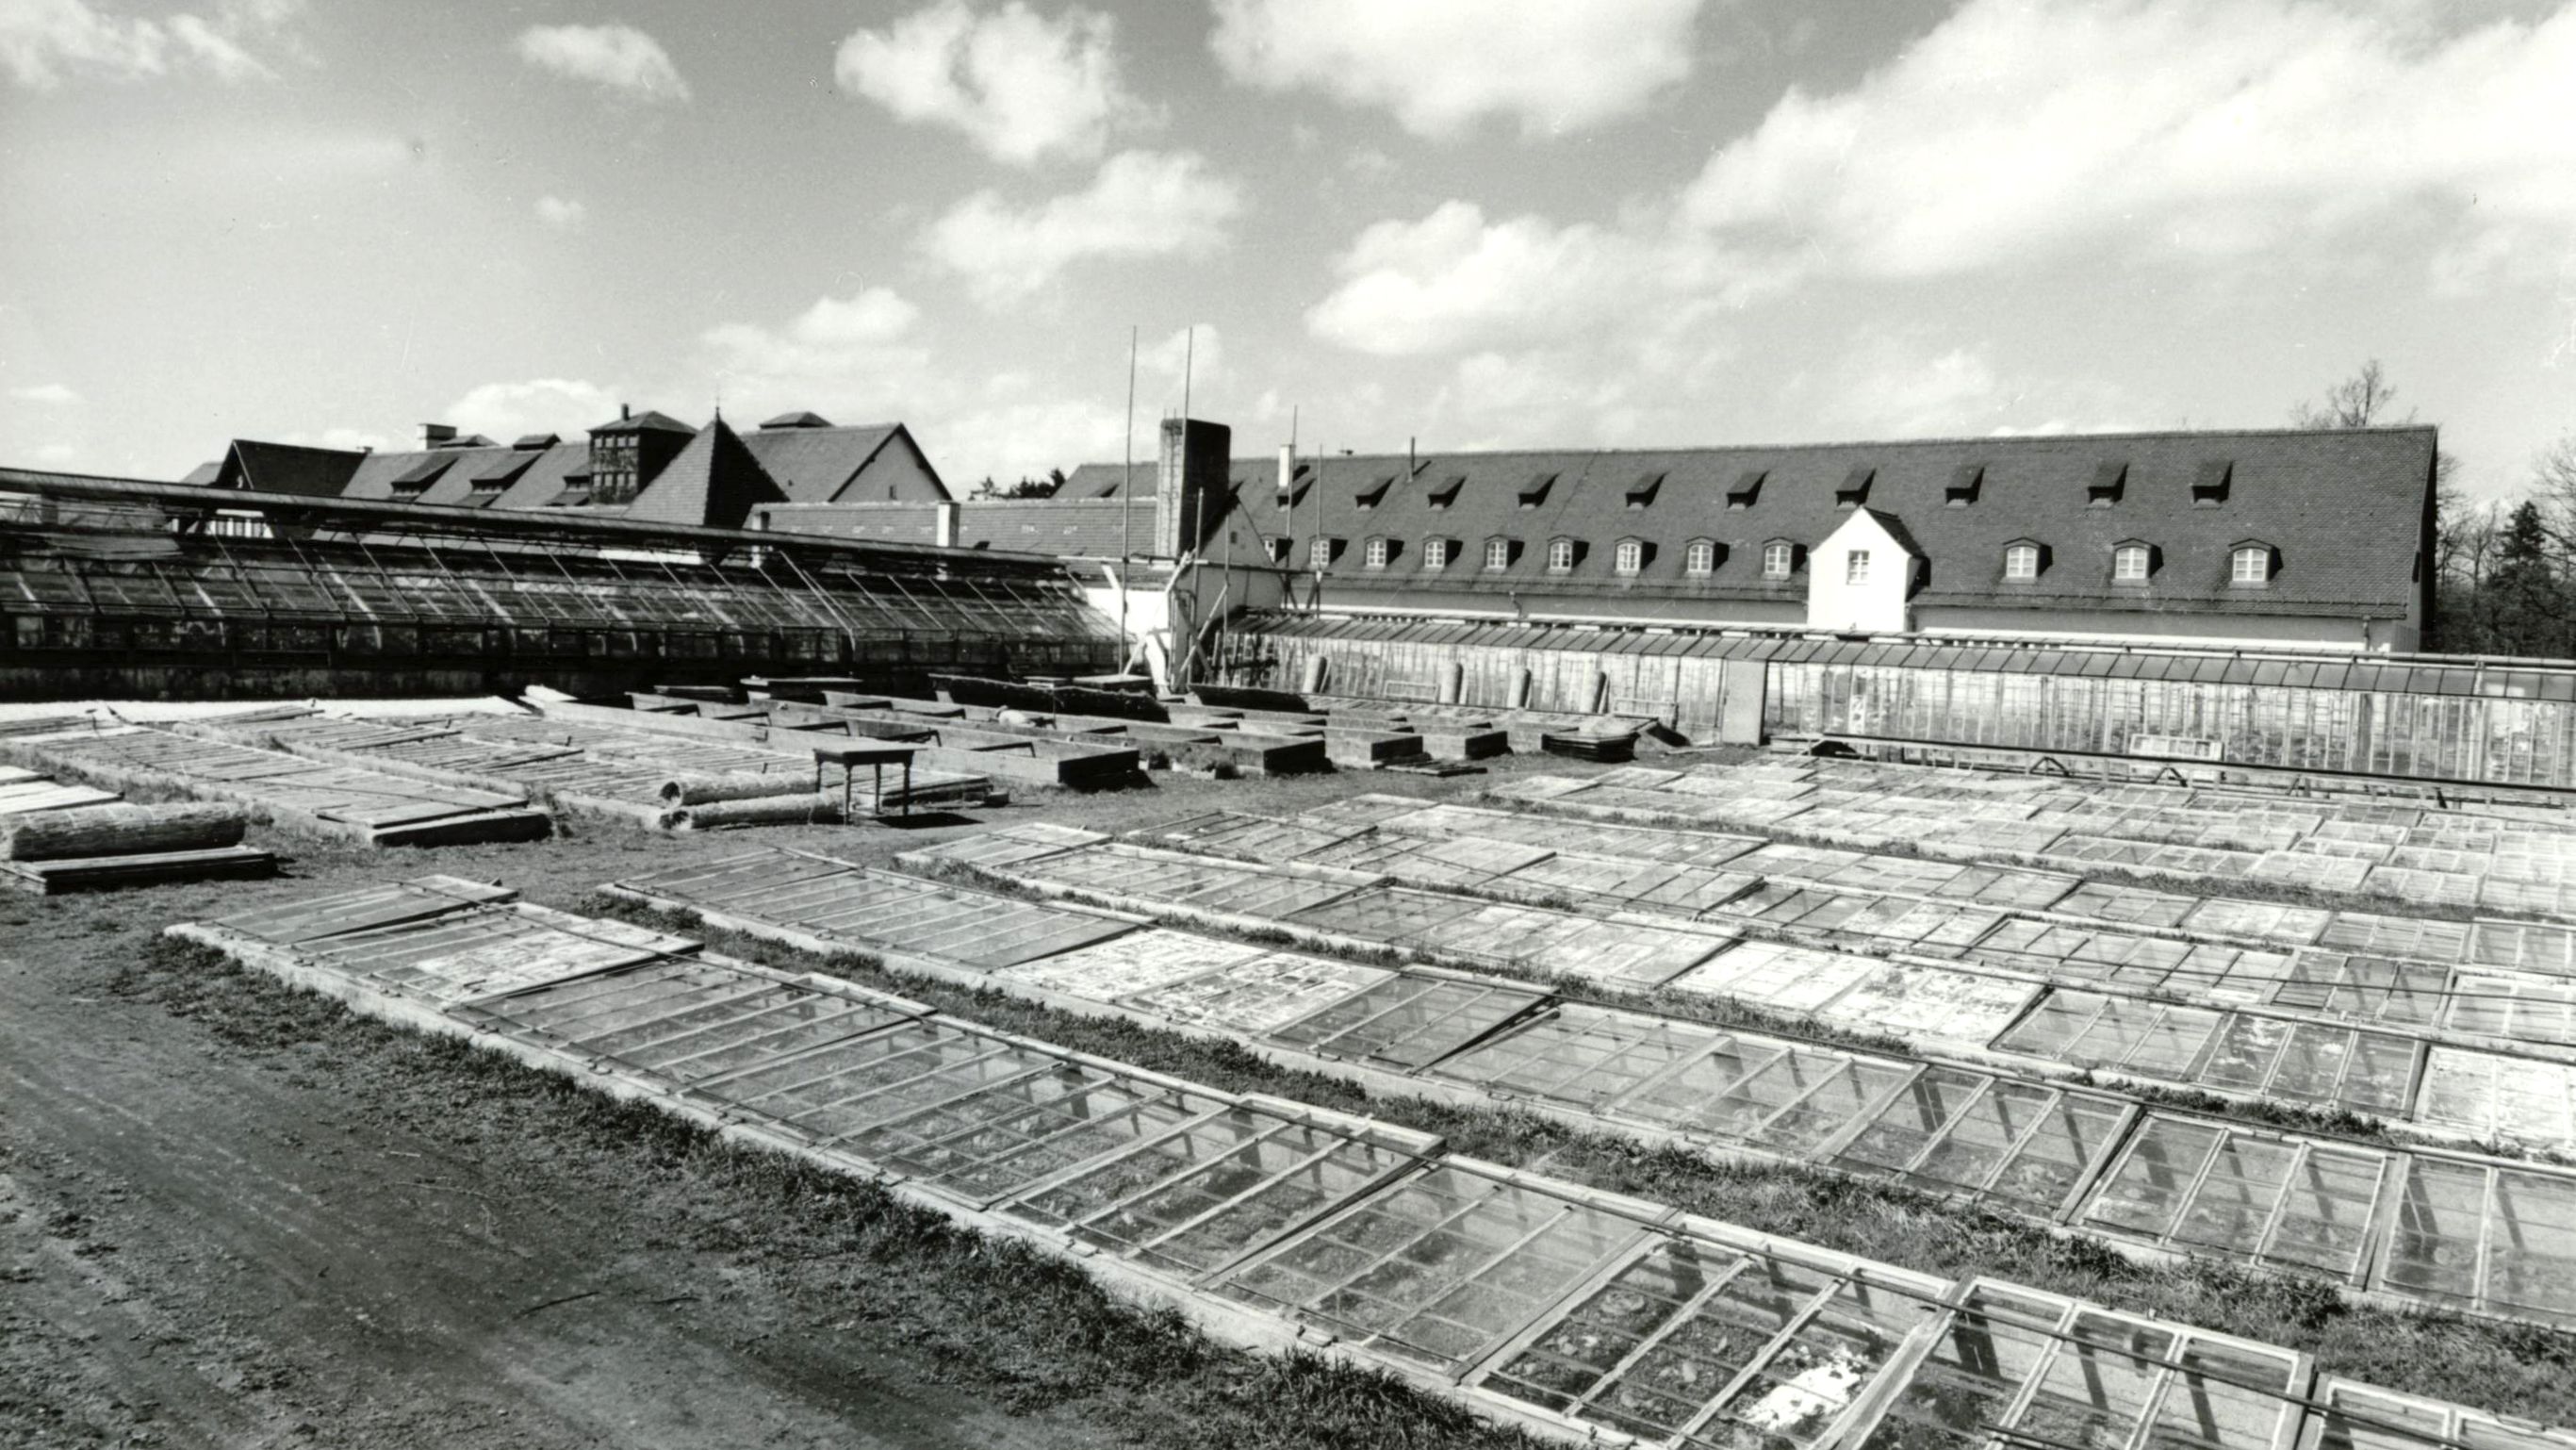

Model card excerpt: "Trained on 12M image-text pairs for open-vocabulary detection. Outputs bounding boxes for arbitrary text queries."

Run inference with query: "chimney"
[934,500,959,549]
[421,423,457,448]
[1155,416,1231,559]
[619,403,632,420]
[1277,444,1293,496]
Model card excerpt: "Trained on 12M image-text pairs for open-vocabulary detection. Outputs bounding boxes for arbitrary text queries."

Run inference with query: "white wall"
[1807,512,1913,633]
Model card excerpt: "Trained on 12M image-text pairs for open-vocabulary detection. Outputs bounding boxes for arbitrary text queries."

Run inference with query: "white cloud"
[514,24,689,102]
[835,0,1141,166]
[1,0,304,89]
[920,150,1244,305]
[699,288,930,420]
[441,378,625,444]
[1208,0,1704,139]
[1680,0,2576,292]
[533,195,586,230]
[1305,201,1654,356]
[8,382,83,406]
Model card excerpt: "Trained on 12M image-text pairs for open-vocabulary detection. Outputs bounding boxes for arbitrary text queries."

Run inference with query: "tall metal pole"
[1120,325,1136,669]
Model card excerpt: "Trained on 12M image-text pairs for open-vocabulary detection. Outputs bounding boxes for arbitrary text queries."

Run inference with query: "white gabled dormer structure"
[1809,506,1919,633]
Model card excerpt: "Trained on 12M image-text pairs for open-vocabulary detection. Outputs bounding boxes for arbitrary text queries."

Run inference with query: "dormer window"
[1625,472,1664,508]
[1364,536,1390,568]
[2005,543,2041,581]
[2231,542,2275,585]
[2089,462,2126,506]
[1945,466,1983,506]
[1268,537,1292,565]
[2114,543,2153,583]
[1484,537,1513,571]
[1355,475,1394,510]
[1423,537,1453,571]
[1308,536,1338,569]
[1614,539,1646,575]
[389,454,453,499]
[1763,542,1795,580]
[1427,475,1464,509]
[1547,537,1579,572]
[1835,467,1873,508]
[1726,470,1764,509]
[2192,460,2232,506]
[1518,472,1555,508]
[1685,539,1717,576]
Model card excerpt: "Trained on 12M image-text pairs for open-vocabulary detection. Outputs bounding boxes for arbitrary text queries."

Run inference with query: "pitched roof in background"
[218,440,368,498]
[954,499,1157,557]
[339,440,590,510]
[1060,462,1155,500]
[177,460,222,486]
[625,417,785,530]
[586,408,695,437]
[759,410,833,429]
[739,420,913,503]
[1221,427,2434,617]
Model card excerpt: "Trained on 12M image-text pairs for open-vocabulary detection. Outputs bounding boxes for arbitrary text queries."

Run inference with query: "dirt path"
[0,925,1121,1449]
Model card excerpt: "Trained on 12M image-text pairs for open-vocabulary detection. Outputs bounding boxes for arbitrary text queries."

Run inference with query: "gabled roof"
[1214,427,2434,617]
[218,440,367,498]
[587,408,694,437]
[625,417,785,530]
[1060,461,1156,500]
[178,459,222,486]
[737,420,938,503]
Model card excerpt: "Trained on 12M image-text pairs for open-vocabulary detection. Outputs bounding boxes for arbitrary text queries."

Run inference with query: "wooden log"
[657,772,815,807]
[0,801,247,862]
[671,794,844,830]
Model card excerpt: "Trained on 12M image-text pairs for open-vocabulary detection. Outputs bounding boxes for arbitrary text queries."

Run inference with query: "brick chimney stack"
[1154,416,1231,559]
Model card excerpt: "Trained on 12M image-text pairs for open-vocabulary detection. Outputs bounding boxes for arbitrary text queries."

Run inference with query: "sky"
[2,0,2573,499]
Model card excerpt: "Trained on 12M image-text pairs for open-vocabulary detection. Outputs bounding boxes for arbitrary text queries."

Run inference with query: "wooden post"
[1438,661,1464,705]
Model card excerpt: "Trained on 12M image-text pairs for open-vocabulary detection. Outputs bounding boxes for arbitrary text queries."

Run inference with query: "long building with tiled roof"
[1183,424,2437,650]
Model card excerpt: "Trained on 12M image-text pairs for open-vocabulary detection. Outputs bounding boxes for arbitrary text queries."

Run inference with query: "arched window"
[1686,539,1716,575]
[1484,538,1512,571]
[2114,544,2150,582]
[1423,537,1452,570]
[2232,545,2272,584]
[1615,539,1644,575]
[2005,544,2040,581]
[1763,542,1795,579]
[1364,536,1389,568]
[1548,538,1578,571]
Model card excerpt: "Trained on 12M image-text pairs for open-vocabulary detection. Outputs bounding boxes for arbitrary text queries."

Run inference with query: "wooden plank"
[1,845,276,895]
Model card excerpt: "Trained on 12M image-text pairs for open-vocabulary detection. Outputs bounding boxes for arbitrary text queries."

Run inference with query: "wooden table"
[811,742,920,819]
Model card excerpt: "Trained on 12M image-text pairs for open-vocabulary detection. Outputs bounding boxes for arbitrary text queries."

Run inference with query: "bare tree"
[2290,358,2407,429]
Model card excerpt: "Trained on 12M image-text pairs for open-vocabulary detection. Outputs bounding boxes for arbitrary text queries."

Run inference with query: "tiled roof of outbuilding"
[1219,427,2434,618]
[739,421,917,503]
[625,418,784,531]
[955,499,1157,557]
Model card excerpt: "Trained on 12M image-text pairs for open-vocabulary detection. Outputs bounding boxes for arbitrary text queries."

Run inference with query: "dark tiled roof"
[340,441,590,510]
[1061,461,1155,500]
[221,440,367,498]
[759,410,833,429]
[739,421,913,503]
[1221,427,2434,617]
[625,417,784,531]
[587,408,694,437]
[955,499,1157,557]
